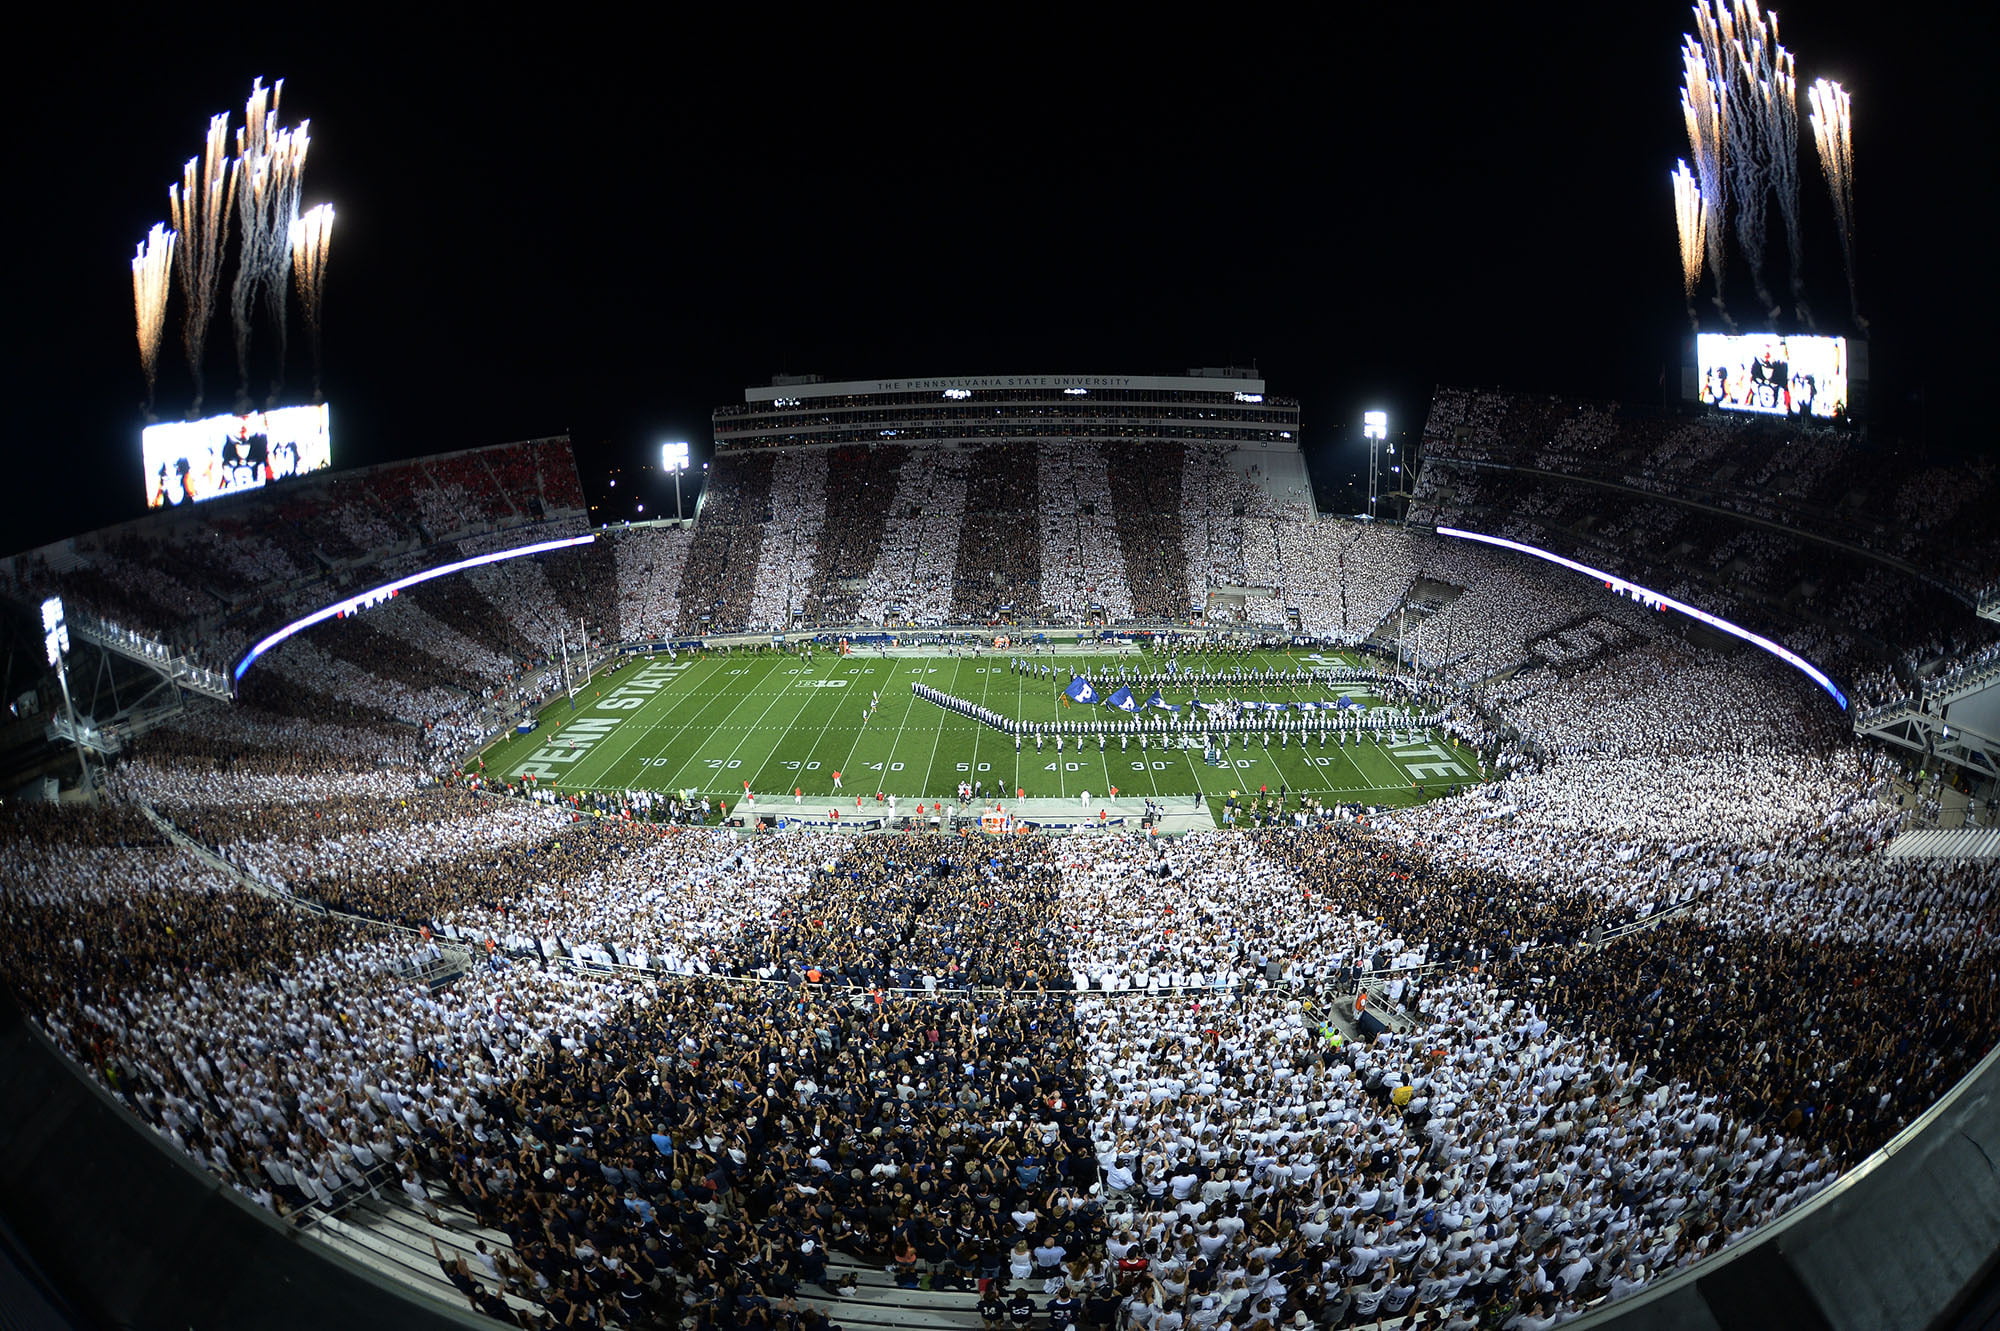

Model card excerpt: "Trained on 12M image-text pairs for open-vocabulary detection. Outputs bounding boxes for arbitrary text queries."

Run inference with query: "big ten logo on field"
[510,660,689,779]
[795,678,849,688]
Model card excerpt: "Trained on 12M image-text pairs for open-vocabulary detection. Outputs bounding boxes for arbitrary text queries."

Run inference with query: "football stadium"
[3,17,1998,1331]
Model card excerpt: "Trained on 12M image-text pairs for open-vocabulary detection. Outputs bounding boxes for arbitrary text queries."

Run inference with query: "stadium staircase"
[303,1181,543,1322]
[307,1183,986,1329]
[1884,828,2000,860]
[309,1182,1439,1331]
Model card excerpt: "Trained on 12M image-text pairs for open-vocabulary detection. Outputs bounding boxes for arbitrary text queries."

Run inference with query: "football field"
[477,648,1483,813]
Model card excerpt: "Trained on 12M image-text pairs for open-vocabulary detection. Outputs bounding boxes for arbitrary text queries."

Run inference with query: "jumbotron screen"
[143,405,332,508]
[1696,333,1848,419]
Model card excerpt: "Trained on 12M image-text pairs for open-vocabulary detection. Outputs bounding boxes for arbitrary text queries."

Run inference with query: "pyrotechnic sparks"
[1809,77,1860,327]
[290,204,334,401]
[1671,161,1707,327]
[260,123,311,402]
[131,224,177,415]
[229,79,313,406]
[1679,35,1731,327]
[1687,0,1795,322]
[139,77,334,417]
[1765,38,1809,326]
[167,113,237,415]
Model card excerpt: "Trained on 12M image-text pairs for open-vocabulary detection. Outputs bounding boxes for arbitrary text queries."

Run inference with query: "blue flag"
[1146,690,1181,713]
[1165,659,1178,675]
[1064,677,1100,704]
[1107,686,1139,713]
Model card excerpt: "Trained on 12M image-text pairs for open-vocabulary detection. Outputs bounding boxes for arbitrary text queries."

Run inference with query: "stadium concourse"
[2,410,1999,1331]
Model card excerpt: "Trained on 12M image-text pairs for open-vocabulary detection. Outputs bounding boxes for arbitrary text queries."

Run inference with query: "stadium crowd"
[749,448,829,632]
[858,446,969,627]
[7,423,2000,1330]
[8,595,1997,1331]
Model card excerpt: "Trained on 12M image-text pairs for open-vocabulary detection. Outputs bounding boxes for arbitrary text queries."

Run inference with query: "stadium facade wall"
[0,991,487,1331]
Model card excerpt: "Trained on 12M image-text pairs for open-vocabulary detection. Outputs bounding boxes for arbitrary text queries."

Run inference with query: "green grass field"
[476,648,1482,814]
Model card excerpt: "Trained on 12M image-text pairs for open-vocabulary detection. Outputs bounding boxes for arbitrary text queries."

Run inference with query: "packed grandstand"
[2,380,1998,1331]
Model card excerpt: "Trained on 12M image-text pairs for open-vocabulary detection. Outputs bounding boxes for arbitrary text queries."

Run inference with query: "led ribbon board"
[1434,526,1847,709]
[233,532,597,684]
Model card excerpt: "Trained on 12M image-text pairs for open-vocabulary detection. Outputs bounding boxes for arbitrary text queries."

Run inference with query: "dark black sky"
[9,4,1993,550]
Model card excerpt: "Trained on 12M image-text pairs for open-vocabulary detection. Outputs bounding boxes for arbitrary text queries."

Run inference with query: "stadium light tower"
[663,441,691,521]
[1363,411,1389,518]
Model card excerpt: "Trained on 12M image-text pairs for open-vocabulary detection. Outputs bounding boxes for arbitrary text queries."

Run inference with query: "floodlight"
[1363,411,1388,440]
[42,596,67,666]
[662,441,691,472]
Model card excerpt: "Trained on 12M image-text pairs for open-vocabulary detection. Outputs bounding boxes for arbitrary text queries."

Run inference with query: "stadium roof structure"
[743,370,1266,402]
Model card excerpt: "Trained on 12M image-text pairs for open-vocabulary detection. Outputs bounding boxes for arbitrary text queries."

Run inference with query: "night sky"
[11,4,1994,552]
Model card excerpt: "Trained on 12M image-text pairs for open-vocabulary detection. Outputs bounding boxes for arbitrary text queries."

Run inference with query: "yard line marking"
[558,654,719,791]
[817,659,912,797]
[601,656,780,790]
[910,663,959,801]
[672,657,827,801]
[620,651,784,787]
[754,654,862,797]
